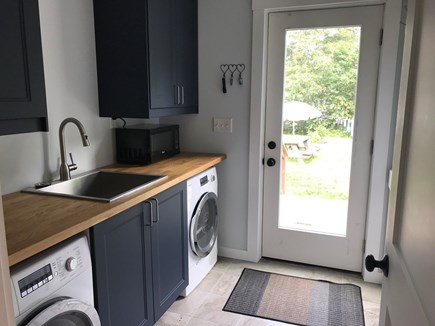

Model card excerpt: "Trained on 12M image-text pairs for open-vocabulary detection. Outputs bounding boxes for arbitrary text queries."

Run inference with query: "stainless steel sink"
[23,171,167,202]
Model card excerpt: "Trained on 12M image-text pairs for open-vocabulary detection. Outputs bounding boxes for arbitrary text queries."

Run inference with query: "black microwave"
[115,124,180,164]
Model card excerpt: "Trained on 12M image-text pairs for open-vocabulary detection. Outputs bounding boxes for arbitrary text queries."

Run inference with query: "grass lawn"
[284,137,352,200]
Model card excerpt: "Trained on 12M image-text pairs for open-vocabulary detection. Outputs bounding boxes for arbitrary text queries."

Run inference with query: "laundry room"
[1,0,435,325]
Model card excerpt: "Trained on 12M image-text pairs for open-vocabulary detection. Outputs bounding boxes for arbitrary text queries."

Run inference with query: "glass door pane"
[279,27,361,237]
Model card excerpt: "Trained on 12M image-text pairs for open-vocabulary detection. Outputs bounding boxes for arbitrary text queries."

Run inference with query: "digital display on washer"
[18,264,53,297]
[200,175,209,186]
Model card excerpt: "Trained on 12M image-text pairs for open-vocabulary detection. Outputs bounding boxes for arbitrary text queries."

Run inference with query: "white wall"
[0,0,251,255]
[0,0,115,195]
[162,0,253,253]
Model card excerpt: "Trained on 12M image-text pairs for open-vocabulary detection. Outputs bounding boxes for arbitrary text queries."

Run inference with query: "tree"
[284,27,360,137]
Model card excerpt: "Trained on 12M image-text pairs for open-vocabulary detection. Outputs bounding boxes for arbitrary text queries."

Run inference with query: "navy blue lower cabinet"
[91,182,188,325]
[91,203,154,326]
[151,183,188,321]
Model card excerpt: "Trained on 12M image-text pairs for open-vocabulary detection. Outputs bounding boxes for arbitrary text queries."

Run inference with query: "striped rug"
[223,268,365,326]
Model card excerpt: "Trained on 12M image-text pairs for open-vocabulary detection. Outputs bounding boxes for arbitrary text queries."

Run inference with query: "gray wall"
[0,0,115,195]
[162,0,252,252]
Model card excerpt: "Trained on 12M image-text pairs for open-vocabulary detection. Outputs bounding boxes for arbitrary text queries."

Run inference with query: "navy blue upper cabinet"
[0,0,48,135]
[93,0,198,119]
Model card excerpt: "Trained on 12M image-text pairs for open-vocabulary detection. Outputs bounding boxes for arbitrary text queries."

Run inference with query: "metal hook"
[220,64,229,76]
[236,64,246,85]
[229,64,237,86]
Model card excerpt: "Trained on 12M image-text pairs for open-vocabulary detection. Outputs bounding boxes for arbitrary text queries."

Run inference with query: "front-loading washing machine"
[10,234,100,325]
[181,167,219,296]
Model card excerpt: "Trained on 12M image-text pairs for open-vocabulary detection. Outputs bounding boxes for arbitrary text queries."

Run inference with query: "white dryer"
[10,234,100,325]
[181,167,218,296]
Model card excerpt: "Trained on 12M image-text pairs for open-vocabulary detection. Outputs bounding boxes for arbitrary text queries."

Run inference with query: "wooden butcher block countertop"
[3,153,226,267]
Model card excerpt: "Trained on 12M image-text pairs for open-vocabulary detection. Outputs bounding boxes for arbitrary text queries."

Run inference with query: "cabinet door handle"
[144,201,153,226]
[154,198,159,223]
[174,86,179,105]
[150,198,159,223]
[181,86,184,105]
[178,86,182,105]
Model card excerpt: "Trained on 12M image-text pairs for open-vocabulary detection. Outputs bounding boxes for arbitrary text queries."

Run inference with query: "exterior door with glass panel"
[262,6,383,272]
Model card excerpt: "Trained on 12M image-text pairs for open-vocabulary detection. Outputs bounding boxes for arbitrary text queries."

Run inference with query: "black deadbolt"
[267,158,276,167]
[268,141,277,149]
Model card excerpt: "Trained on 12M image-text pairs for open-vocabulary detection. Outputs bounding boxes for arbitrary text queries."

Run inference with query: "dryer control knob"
[65,257,78,272]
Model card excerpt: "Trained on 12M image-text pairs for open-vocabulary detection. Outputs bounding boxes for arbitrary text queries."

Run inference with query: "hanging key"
[237,64,246,85]
[229,64,237,86]
[220,64,229,93]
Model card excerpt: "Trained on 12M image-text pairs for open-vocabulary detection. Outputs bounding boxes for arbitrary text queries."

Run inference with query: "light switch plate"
[213,117,232,133]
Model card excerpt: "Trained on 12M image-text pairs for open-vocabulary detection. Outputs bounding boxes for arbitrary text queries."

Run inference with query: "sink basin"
[23,171,167,202]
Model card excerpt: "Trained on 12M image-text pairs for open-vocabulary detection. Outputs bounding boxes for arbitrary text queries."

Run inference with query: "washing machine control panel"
[200,175,209,186]
[65,257,79,271]
[10,235,92,318]
[200,174,216,186]
[18,264,53,298]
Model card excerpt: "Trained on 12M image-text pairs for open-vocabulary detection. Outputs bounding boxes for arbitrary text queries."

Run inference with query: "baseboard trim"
[217,246,259,262]
[362,269,383,284]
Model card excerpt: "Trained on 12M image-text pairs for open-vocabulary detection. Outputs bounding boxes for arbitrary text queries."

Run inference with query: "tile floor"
[156,257,381,326]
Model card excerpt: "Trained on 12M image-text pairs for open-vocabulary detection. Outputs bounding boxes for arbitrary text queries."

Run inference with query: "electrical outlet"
[213,117,232,133]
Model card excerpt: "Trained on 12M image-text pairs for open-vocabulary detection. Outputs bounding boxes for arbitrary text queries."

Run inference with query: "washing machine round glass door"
[190,192,218,257]
[19,297,101,326]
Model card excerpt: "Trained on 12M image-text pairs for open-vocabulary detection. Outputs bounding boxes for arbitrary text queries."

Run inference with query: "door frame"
[262,6,383,271]
[247,0,406,283]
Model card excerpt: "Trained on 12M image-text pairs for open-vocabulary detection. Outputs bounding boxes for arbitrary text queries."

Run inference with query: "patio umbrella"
[282,101,322,134]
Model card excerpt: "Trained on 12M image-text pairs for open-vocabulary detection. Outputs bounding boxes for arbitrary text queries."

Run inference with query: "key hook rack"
[220,63,245,94]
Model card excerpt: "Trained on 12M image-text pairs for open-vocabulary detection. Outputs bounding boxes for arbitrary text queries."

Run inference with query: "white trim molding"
[253,0,384,11]
[363,0,406,284]
[218,246,251,261]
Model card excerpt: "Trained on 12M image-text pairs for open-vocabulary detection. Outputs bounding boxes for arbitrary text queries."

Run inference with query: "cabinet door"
[151,182,188,320]
[91,203,154,326]
[93,0,150,119]
[148,0,176,113]
[175,0,198,110]
[148,0,198,116]
[0,0,48,135]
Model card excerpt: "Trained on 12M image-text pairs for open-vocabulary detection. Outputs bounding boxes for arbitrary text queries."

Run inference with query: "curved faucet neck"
[58,117,90,181]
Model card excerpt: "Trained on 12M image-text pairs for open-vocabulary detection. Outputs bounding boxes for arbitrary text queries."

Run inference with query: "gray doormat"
[223,268,365,326]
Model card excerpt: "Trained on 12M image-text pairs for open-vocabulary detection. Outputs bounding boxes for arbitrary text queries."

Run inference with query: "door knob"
[267,158,276,167]
[365,254,389,277]
[268,141,277,149]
